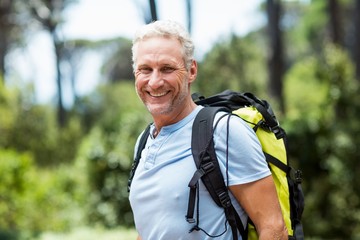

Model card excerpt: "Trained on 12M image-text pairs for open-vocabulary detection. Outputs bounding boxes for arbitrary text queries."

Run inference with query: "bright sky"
[7,0,265,106]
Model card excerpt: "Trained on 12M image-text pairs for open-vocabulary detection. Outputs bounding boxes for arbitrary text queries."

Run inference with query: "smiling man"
[128,20,287,240]
[133,33,197,129]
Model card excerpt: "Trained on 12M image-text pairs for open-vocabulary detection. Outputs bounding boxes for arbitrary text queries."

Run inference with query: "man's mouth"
[149,91,169,97]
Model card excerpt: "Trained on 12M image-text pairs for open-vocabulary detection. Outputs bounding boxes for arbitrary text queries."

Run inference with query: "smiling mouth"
[149,91,169,97]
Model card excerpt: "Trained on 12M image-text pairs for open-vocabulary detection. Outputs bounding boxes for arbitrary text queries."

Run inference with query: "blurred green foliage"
[0,149,87,239]
[284,44,360,239]
[195,33,267,98]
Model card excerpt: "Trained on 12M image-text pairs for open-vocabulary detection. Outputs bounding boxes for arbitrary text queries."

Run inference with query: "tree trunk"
[52,31,66,128]
[354,0,360,81]
[149,0,158,22]
[328,0,342,45]
[29,0,70,127]
[0,0,12,83]
[266,0,284,112]
[186,0,192,34]
[0,37,6,83]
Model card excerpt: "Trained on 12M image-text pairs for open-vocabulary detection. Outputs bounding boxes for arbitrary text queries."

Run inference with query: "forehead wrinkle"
[138,52,181,68]
[136,37,184,66]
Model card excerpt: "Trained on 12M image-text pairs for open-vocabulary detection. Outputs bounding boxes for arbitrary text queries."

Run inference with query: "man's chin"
[146,105,172,116]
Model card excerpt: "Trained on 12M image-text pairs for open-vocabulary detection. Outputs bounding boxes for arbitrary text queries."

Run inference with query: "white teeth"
[151,92,167,97]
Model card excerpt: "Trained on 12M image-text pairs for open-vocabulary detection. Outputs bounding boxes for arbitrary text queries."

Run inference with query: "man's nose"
[148,70,163,89]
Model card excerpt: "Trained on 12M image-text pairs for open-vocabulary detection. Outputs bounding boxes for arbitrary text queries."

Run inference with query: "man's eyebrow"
[137,63,150,68]
[161,63,174,67]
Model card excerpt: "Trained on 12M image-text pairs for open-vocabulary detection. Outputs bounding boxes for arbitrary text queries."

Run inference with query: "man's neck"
[152,101,197,135]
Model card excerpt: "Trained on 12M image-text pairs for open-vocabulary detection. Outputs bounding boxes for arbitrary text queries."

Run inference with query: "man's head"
[132,20,195,72]
[132,20,197,123]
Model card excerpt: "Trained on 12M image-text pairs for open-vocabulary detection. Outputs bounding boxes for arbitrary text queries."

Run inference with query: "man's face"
[134,36,196,117]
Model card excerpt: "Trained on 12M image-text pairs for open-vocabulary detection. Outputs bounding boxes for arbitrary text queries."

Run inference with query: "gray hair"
[131,20,195,71]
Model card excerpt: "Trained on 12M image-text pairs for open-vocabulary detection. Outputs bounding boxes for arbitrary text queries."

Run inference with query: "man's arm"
[136,235,141,240]
[229,175,288,240]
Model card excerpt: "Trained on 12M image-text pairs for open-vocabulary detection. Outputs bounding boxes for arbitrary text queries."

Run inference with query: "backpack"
[128,90,305,240]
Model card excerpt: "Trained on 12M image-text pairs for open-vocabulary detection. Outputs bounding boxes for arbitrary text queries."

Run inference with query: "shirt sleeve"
[213,112,271,186]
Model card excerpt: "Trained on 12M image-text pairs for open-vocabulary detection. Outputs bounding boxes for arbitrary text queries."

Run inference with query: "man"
[129,20,287,240]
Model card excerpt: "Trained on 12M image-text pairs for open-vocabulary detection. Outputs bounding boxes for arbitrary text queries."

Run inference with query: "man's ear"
[188,59,197,84]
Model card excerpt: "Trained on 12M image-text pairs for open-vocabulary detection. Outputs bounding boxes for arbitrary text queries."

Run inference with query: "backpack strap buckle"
[188,161,215,188]
[201,161,214,173]
[218,191,232,208]
[295,169,303,184]
[272,125,285,139]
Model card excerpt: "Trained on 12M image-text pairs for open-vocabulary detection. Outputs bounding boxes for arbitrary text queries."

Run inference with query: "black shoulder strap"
[187,107,246,240]
[127,124,151,192]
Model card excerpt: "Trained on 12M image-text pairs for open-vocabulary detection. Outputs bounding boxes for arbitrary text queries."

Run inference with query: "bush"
[0,149,33,236]
[0,149,88,238]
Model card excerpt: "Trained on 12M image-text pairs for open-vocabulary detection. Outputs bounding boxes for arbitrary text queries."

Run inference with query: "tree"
[266,0,284,112]
[28,0,77,127]
[61,39,93,103]
[196,34,267,98]
[284,43,360,238]
[101,38,134,83]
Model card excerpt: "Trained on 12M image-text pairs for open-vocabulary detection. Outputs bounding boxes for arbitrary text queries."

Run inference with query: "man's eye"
[162,67,175,73]
[139,68,152,74]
